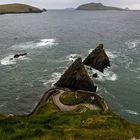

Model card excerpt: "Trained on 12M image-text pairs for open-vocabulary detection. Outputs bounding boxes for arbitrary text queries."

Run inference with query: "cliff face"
[54,57,97,92]
[77,2,124,11]
[83,44,110,73]
[0,3,44,14]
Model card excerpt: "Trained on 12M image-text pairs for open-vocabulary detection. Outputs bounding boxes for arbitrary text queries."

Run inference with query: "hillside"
[0,89,140,140]
[77,2,124,11]
[0,3,45,14]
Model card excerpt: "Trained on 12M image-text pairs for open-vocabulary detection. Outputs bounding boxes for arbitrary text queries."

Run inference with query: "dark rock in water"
[14,53,27,58]
[10,58,13,60]
[42,8,47,12]
[83,44,110,73]
[93,73,98,78]
[14,54,20,58]
[54,57,97,92]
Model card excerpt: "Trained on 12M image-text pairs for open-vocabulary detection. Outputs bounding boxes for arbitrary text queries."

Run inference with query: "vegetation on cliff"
[0,94,140,140]
[77,2,124,11]
[0,3,45,14]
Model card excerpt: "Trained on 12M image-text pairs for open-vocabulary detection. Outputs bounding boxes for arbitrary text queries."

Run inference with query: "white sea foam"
[11,39,57,50]
[1,55,16,65]
[43,72,62,87]
[91,69,118,82]
[88,49,93,54]
[66,54,80,62]
[123,109,139,116]
[0,54,30,66]
[16,96,20,100]
[106,50,118,59]
[125,40,140,49]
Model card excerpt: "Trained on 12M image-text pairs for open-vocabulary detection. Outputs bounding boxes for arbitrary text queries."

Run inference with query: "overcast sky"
[0,0,140,10]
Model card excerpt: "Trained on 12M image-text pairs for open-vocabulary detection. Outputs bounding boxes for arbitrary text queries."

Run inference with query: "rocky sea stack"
[83,44,110,73]
[54,57,97,92]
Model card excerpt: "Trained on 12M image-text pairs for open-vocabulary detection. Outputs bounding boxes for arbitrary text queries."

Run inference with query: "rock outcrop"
[54,57,97,92]
[14,53,27,58]
[83,44,110,73]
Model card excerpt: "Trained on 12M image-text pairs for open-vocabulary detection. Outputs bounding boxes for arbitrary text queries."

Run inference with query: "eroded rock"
[83,44,110,73]
[54,57,97,92]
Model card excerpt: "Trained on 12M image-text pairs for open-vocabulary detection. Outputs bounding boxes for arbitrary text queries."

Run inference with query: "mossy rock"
[83,44,110,73]
[55,57,97,92]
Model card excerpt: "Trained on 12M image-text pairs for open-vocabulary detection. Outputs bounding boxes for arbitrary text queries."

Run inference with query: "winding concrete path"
[28,88,108,116]
[52,89,100,112]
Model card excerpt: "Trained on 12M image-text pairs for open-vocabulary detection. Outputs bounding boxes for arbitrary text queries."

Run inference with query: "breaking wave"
[0,54,30,66]
[125,40,140,49]
[11,39,57,50]
[89,68,118,82]
[106,50,118,59]
[43,72,62,87]
[123,109,139,116]
[66,54,81,62]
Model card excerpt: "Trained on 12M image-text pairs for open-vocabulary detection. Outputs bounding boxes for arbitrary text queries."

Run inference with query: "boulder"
[54,57,97,92]
[83,44,110,73]
[92,73,98,78]
[14,53,27,58]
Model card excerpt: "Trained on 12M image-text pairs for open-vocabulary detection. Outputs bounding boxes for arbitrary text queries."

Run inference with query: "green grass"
[60,89,100,106]
[0,89,139,139]
[0,98,140,140]
[0,3,42,14]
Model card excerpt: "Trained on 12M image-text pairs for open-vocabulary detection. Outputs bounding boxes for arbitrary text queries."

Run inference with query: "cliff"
[0,3,45,14]
[77,2,124,11]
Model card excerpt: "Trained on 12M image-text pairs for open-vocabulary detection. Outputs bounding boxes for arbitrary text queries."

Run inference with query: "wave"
[1,55,16,65]
[11,39,57,50]
[106,50,118,59]
[66,54,81,62]
[90,68,118,82]
[123,109,139,116]
[16,96,20,101]
[43,72,62,87]
[125,40,140,49]
[0,54,30,66]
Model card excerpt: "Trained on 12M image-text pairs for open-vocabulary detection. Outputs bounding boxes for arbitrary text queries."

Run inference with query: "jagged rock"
[92,73,98,78]
[14,53,27,58]
[54,57,97,92]
[83,44,110,73]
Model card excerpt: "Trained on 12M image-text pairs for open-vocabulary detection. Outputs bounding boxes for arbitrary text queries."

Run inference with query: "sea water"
[0,10,140,124]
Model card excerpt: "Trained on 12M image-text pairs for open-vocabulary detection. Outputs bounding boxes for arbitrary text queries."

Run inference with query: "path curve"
[52,89,100,112]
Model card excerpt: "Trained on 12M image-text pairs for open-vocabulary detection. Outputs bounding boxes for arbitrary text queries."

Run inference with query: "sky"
[0,0,140,10]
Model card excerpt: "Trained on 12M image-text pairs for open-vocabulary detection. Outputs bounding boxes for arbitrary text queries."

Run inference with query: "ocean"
[0,10,140,124]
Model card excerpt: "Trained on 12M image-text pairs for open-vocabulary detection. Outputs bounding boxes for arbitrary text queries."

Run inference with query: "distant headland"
[77,2,125,11]
[0,3,47,15]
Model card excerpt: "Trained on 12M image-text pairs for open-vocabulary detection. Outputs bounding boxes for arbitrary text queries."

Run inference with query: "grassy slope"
[0,3,42,14]
[0,92,140,140]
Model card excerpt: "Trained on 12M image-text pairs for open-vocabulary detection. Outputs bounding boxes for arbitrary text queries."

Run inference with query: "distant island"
[77,2,124,11]
[0,3,47,15]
